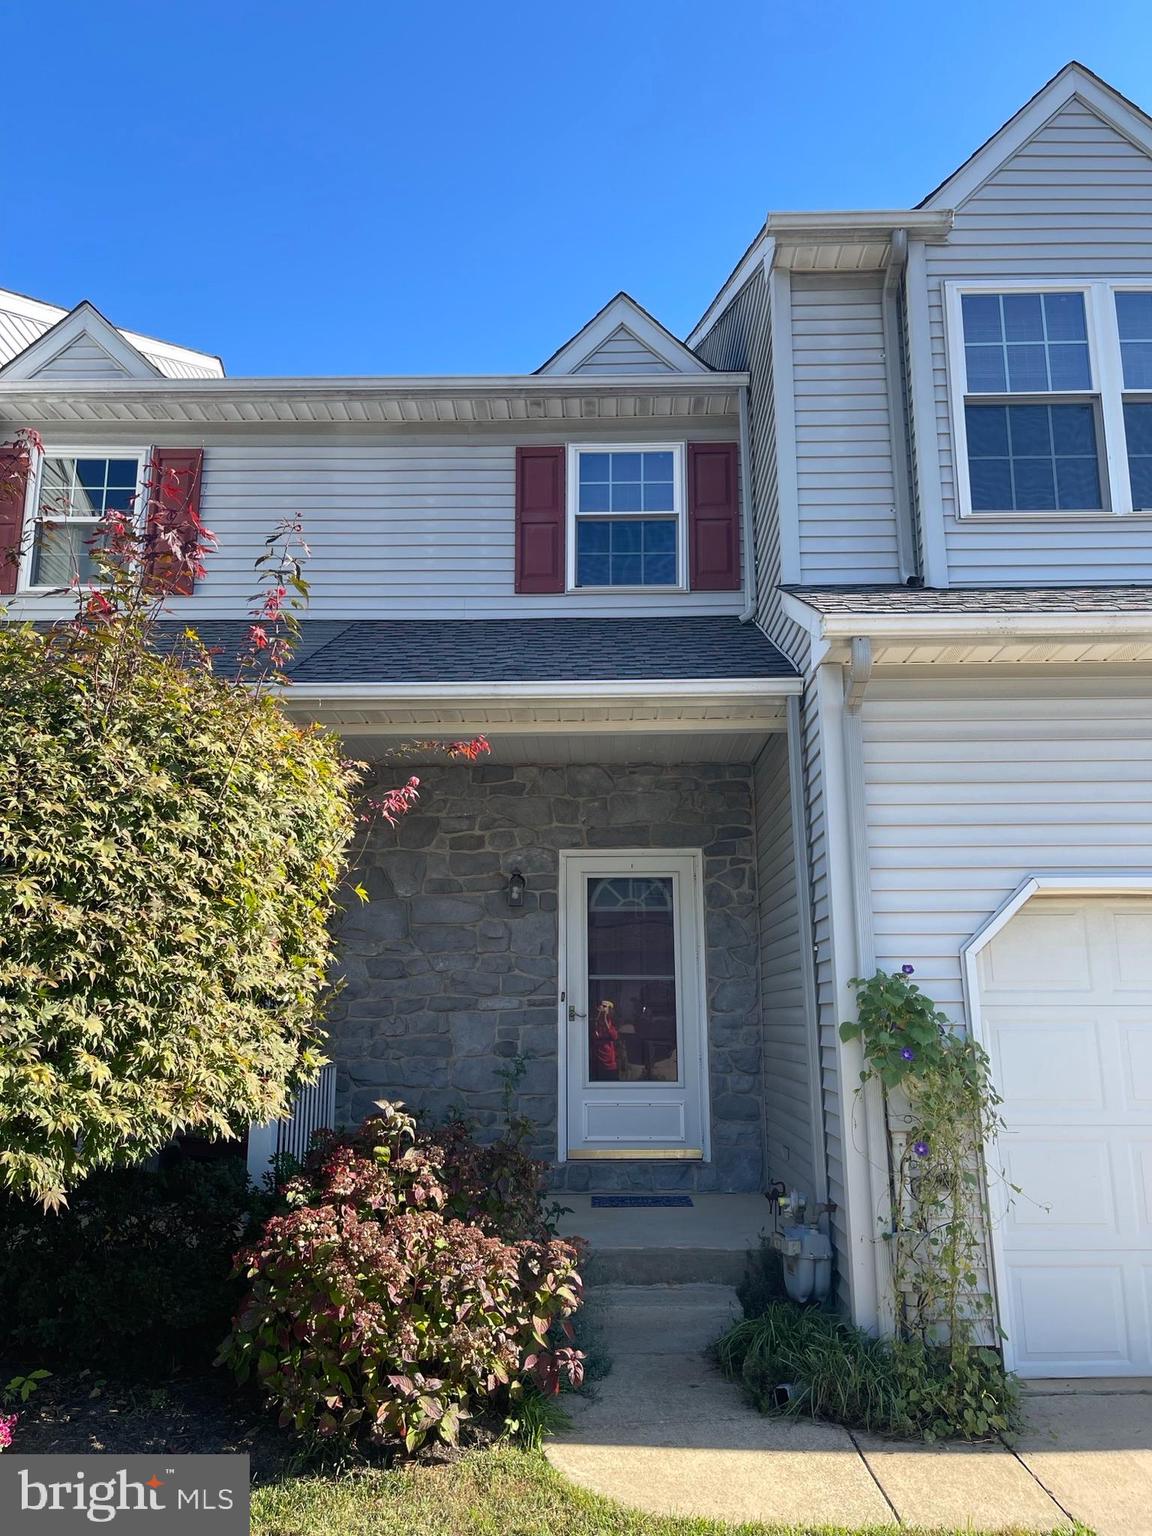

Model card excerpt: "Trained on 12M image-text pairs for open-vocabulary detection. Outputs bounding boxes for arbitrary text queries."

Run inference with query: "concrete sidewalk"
[545,1284,1151,1533]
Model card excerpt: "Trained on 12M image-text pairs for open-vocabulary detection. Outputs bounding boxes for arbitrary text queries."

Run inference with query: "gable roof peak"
[536,291,711,376]
[0,298,164,382]
[919,61,1152,210]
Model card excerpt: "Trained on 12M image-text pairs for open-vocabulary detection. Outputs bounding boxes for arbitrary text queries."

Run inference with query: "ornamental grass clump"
[717,1301,1019,1442]
[220,1101,584,1453]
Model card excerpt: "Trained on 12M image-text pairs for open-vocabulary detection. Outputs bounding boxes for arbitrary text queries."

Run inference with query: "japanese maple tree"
[0,432,484,1205]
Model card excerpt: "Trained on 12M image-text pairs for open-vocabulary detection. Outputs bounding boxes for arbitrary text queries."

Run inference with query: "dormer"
[0,290,224,380]
[0,301,163,381]
[537,293,711,376]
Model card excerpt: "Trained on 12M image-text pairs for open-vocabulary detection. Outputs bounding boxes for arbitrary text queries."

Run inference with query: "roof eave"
[0,372,748,399]
[282,678,801,702]
[765,209,954,239]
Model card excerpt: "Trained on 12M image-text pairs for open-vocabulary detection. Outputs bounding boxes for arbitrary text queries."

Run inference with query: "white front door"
[560,850,709,1162]
[978,895,1152,1377]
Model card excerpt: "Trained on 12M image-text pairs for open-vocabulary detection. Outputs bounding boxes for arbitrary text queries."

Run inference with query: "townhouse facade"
[2,61,1150,1379]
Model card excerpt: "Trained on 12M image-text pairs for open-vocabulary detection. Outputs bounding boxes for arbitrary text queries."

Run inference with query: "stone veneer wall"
[329,762,763,1192]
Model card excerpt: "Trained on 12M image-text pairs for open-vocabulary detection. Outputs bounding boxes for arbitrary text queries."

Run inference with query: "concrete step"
[583,1245,751,1286]
[558,1191,767,1287]
[584,1283,741,1355]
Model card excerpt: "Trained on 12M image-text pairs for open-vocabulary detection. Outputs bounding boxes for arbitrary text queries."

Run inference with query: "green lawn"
[251,1445,1083,1536]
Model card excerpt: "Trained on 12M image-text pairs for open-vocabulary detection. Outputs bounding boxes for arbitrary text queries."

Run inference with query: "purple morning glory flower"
[901,964,915,976]
[900,1047,915,1062]
[913,1139,930,1158]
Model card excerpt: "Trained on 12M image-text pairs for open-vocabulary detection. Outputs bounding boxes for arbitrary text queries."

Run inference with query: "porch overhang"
[782,589,1152,668]
[282,677,797,760]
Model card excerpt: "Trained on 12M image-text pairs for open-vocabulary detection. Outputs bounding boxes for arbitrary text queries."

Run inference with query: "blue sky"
[11,1,1151,376]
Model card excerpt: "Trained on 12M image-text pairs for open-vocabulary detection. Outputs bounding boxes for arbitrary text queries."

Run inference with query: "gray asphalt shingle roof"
[784,584,1152,615]
[148,616,796,684]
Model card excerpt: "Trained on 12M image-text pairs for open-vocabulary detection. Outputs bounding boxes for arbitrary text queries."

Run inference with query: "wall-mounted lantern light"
[506,869,526,909]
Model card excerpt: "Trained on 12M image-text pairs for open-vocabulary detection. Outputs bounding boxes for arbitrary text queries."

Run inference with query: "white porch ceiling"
[338,729,773,766]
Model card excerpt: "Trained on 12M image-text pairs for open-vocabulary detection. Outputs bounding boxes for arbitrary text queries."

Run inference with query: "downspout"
[840,635,897,1335]
[738,383,758,622]
[882,229,918,584]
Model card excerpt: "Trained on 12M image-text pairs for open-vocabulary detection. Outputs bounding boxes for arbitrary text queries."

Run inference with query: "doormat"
[589,1195,693,1208]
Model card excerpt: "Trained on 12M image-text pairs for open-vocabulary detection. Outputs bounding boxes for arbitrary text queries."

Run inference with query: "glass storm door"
[561,851,707,1160]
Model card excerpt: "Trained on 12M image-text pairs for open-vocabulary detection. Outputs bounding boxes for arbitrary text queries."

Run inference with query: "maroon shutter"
[147,448,204,596]
[515,445,565,593]
[688,442,741,591]
[0,440,32,596]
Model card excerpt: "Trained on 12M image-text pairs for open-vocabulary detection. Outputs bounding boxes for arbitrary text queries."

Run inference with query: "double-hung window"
[948,282,1152,518]
[26,453,143,587]
[1116,291,1152,510]
[567,443,685,590]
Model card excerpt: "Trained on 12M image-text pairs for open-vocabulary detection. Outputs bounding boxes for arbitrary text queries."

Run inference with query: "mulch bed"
[5,1367,504,1483]
[4,1368,301,1482]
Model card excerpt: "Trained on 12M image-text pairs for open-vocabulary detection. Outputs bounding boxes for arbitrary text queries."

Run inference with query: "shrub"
[426,1116,559,1241]
[220,1103,583,1452]
[0,617,357,1205]
[716,1301,1020,1442]
[0,1156,262,1378]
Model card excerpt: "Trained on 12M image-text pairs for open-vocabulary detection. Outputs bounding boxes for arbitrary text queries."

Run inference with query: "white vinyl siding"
[753,736,819,1198]
[5,431,744,620]
[853,677,1152,1331]
[792,273,900,583]
[859,677,1152,1030]
[570,325,676,375]
[924,97,1152,582]
[31,336,132,380]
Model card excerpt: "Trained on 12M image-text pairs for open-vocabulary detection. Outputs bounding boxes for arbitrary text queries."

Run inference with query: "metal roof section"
[0,288,225,379]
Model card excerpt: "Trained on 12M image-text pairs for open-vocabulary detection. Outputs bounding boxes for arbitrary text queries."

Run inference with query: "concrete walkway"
[545,1284,1150,1533]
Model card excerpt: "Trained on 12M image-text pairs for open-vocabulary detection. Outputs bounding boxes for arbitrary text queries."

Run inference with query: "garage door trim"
[960,869,1152,1375]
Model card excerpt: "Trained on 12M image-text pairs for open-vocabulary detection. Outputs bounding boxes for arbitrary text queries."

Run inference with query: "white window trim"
[564,441,687,594]
[18,445,149,593]
[944,278,1151,521]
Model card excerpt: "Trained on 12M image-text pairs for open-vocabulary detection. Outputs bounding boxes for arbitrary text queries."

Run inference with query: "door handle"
[568,1004,586,1021]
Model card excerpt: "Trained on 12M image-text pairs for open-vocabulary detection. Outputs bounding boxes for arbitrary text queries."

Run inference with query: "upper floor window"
[947,283,1152,518]
[27,454,142,587]
[958,291,1103,514]
[1116,292,1152,511]
[567,444,684,589]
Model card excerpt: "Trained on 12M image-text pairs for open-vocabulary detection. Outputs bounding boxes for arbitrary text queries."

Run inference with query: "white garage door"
[978,896,1152,1378]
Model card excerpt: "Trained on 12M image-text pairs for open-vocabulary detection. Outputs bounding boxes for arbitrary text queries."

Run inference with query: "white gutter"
[765,209,953,238]
[814,610,1152,642]
[281,678,802,702]
[0,372,750,401]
